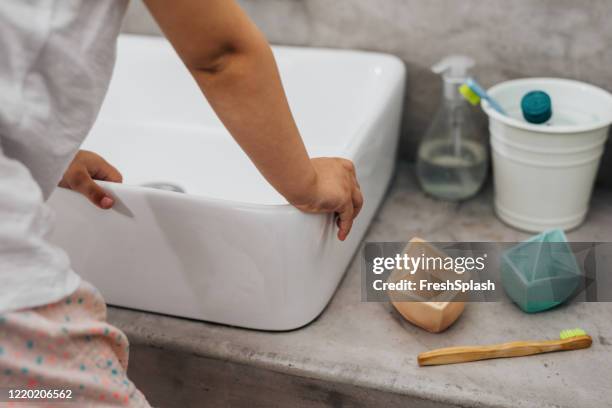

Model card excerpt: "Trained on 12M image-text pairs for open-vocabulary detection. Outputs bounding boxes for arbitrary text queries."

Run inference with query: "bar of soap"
[387,238,465,333]
[501,228,581,313]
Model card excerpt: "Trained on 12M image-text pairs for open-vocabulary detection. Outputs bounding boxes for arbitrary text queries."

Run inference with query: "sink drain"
[141,182,185,193]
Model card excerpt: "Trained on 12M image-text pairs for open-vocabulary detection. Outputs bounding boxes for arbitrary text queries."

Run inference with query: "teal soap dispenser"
[416,56,488,201]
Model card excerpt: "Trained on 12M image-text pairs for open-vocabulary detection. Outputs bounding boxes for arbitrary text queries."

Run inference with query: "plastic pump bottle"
[416,56,488,201]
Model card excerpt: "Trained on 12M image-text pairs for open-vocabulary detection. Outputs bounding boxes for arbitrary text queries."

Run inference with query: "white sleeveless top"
[0,0,128,312]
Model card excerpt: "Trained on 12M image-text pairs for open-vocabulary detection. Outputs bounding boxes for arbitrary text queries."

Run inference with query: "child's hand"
[143,1,363,240]
[292,158,363,241]
[58,150,122,209]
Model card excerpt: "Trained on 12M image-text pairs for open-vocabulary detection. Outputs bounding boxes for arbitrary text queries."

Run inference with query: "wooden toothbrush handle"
[418,335,592,366]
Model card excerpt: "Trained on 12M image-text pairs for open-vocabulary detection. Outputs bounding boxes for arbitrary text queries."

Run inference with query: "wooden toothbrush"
[418,328,592,366]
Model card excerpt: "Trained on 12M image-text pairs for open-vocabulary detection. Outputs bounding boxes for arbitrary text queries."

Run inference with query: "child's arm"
[143,0,363,240]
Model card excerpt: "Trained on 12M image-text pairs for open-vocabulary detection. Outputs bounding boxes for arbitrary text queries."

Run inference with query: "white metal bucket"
[482,78,612,232]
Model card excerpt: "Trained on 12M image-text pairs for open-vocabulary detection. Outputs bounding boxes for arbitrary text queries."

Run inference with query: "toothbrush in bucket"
[460,77,507,115]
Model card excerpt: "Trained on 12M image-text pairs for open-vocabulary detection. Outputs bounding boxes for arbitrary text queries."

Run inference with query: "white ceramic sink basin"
[48,34,405,330]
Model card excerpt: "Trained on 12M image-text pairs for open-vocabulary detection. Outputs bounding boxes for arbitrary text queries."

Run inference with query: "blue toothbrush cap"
[521,90,552,124]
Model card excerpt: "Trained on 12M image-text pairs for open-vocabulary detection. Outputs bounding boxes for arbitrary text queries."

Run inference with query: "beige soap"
[387,238,465,333]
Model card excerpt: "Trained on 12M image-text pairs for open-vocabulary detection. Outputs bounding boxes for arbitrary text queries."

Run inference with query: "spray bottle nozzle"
[432,55,475,80]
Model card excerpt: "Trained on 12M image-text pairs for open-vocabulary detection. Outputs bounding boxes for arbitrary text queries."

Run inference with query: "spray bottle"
[416,56,488,201]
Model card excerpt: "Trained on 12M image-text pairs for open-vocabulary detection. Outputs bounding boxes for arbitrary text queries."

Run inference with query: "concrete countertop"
[108,162,612,408]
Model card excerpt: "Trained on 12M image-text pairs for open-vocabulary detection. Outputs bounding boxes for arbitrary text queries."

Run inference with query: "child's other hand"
[58,150,122,209]
[292,158,363,241]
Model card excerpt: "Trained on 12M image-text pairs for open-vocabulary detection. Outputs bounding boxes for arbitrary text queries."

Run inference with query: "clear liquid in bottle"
[417,139,487,201]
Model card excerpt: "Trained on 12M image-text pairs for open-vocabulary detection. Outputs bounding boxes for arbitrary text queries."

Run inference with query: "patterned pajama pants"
[0,281,150,407]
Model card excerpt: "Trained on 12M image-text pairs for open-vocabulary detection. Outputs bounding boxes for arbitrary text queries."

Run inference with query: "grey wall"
[122,0,612,186]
